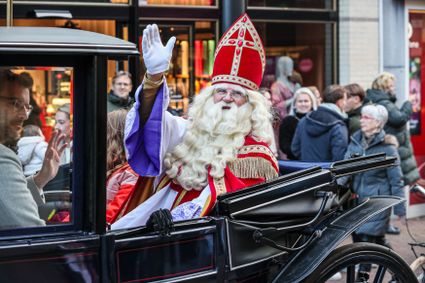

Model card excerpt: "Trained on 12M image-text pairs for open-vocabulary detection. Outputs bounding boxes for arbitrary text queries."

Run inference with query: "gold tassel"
[229,157,278,180]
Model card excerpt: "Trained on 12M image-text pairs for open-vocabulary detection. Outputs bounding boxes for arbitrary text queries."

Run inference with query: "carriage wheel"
[303,242,418,283]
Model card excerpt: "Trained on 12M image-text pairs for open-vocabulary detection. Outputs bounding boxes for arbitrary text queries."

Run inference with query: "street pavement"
[330,216,425,282]
[387,216,425,269]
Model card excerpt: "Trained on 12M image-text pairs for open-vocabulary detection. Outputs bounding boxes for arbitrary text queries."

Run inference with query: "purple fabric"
[125,83,165,176]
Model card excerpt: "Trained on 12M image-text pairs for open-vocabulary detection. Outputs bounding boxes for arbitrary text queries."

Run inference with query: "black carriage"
[0,27,418,283]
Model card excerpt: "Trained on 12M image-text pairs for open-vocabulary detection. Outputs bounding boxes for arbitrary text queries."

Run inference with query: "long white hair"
[164,84,272,190]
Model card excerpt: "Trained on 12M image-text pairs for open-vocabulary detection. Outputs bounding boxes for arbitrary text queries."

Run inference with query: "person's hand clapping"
[142,24,176,75]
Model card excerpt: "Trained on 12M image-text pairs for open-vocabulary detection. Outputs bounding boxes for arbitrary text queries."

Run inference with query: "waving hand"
[142,24,176,75]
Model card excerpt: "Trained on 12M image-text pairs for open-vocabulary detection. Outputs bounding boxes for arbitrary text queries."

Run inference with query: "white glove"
[142,24,176,75]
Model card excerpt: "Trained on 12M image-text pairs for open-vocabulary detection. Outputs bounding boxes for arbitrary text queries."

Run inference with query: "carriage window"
[0,67,73,231]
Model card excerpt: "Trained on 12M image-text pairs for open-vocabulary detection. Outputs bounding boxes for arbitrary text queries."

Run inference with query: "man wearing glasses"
[113,14,278,229]
[107,71,133,112]
[0,69,67,230]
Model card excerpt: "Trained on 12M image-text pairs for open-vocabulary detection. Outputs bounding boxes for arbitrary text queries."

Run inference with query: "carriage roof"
[0,27,139,56]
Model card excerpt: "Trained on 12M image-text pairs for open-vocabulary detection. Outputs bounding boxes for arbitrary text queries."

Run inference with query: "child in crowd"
[106,109,138,224]
[17,125,48,176]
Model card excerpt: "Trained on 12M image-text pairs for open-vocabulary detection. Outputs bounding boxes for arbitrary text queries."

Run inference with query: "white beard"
[164,96,253,191]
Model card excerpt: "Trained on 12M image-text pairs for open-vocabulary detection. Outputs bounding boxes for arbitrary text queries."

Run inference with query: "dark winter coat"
[279,112,306,160]
[344,130,405,236]
[366,89,419,184]
[107,91,133,113]
[291,106,349,162]
[347,105,362,136]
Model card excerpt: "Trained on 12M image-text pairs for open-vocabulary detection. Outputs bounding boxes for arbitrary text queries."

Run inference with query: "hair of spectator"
[57,103,71,120]
[371,72,395,92]
[290,71,303,86]
[0,69,26,93]
[361,104,388,129]
[112,71,132,85]
[23,125,42,137]
[107,108,128,171]
[344,83,365,102]
[19,72,34,89]
[322,84,347,104]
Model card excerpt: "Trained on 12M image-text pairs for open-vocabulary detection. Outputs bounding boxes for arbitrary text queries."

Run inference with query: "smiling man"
[112,14,278,229]
[107,71,133,112]
[0,69,67,230]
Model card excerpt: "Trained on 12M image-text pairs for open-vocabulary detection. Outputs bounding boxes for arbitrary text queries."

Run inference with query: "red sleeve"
[106,183,135,224]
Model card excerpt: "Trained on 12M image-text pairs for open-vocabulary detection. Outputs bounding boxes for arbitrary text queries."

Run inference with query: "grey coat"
[0,144,45,230]
[366,89,420,184]
[344,130,405,236]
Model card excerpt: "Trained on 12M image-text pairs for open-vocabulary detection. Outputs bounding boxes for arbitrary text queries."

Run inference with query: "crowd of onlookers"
[264,71,422,192]
[262,70,424,280]
[2,66,423,254]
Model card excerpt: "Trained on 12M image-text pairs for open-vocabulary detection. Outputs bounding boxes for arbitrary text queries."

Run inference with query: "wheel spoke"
[346,265,356,283]
[373,265,387,283]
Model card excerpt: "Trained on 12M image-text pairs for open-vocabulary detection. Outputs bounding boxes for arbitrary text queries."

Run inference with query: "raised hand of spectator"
[34,130,68,189]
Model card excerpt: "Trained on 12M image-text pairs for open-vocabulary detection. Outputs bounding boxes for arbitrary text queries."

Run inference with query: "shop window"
[139,0,216,6]
[253,21,335,93]
[194,21,216,96]
[248,0,334,10]
[408,10,425,209]
[140,21,217,116]
[6,0,129,4]
[2,19,117,37]
[0,67,73,231]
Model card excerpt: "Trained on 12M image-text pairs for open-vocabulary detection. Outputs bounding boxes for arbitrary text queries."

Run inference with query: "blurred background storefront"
[137,0,337,114]
[0,0,337,115]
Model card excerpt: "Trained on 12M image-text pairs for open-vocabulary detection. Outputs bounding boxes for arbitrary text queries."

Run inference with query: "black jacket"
[279,112,305,160]
[107,91,133,113]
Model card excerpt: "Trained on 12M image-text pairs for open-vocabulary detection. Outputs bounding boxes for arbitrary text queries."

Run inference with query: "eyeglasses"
[0,96,33,116]
[213,88,247,100]
[360,114,375,120]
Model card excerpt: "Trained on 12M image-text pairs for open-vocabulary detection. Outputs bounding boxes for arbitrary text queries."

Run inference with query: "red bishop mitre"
[211,13,265,91]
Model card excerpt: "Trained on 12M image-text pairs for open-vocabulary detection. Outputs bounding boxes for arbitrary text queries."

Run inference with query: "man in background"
[344,83,366,136]
[107,71,133,112]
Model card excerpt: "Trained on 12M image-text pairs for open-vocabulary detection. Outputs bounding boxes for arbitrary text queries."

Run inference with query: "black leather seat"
[215,166,339,222]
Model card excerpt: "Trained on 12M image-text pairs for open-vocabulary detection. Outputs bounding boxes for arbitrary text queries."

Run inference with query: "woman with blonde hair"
[279,87,318,160]
[371,72,396,93]
[367,72,420,187]
[106,109,138,224]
